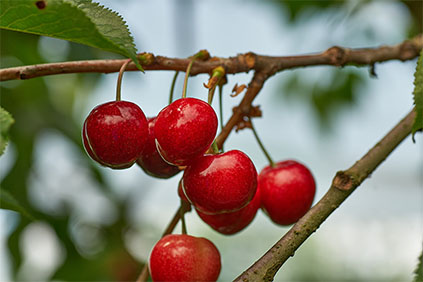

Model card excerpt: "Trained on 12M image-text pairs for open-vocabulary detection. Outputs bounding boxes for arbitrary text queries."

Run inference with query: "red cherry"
[83,101,148,169]
[196,186,261,235]
[259,160,316,225]
[183,150,257,214]
[149,234,221,282]
[136,117,181,178]
[154,98,218,166]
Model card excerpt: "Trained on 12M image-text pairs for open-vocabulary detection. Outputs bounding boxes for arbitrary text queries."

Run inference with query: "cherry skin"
[196,186,261,235]
[136,117,181,178]
[149,234,221,282]
[154,98,218,166]
[182,150,257,214]
[259,160,316,225]
[83,101,148,169]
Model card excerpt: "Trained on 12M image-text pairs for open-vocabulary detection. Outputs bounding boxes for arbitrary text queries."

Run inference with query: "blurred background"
[1,0,422,281]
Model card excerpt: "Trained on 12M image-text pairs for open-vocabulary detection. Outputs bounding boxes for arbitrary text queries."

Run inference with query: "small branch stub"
[204,66,226,104]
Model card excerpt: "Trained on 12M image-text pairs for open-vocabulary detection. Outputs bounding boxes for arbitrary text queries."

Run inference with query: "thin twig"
[234,109,417,281]
[135,206,182,282]
[1,34,421,81]
[135,201,192,282]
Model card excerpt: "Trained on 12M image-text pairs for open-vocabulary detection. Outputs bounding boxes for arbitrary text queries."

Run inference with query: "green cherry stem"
[115,59,131,101]
[181,50,209,99]
[182,59,195,99]
[218,85,224,152]
[169,71,179,104]
[250,118,275,167]
[218,85,224,132]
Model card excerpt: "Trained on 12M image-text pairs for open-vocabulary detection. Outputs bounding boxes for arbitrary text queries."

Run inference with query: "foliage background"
[0,0,422,281]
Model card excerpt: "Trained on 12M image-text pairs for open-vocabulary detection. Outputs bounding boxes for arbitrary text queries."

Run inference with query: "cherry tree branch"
[0,34,421,81]
[234,109,417,282]
[4,34,416,281]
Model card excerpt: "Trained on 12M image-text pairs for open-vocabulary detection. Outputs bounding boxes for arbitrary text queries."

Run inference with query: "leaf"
[412,50,423,141]
[0,107,14,156]
[0,0,142,70]
[0,190,35,220]
[414,246,423,282]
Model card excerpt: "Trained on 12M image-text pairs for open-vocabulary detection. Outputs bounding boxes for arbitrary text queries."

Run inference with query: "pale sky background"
[1,0,422,281]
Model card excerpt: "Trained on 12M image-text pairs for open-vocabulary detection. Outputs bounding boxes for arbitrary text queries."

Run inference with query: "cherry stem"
[169,71,179,104]
[218,85,224,150]
[250,118,275,167]
[115,59,131,101]
[182,59,195,99]
[181,51,209,99]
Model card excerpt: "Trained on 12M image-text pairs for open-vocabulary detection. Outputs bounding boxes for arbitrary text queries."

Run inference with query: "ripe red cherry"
[154,98,218,166]
[149,234,221,282]
[136,117,181,178]
[259,160,316,225]
[196,186,261,235]
[183,150,257,214]
[83,101,148,169]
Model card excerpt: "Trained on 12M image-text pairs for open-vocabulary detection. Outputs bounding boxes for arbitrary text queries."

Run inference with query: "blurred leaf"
[276,0,344,21]
[412,50,423,142]
[281,69,365,130]
[0,28,119,279]
[0,190,34,220]
[414,246,423,282]
[401,0,422,34]
[0,106,14,155]
[0,0,142,70]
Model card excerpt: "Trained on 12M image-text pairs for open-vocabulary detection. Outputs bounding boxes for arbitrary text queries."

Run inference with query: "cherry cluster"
[82,66,316,281]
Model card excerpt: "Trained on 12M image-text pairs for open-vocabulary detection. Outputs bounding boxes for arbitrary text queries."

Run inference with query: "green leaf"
[0,190,35,220]
[412,50,423,142]
[0,0,142,70]
[414,246,423,282]
[0,107,14,156]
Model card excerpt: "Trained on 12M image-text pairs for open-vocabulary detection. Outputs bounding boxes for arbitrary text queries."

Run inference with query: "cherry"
[149,234,221,282]
[82,101,148,169]
[196,186,261,235]
[136,117,181,178]
[154,98,218,166]
[259,160,316,225]
[182,150,257,214]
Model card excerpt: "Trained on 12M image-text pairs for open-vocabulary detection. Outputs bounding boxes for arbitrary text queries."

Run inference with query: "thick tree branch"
[234,109,417,282]
[0,34,421,81]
